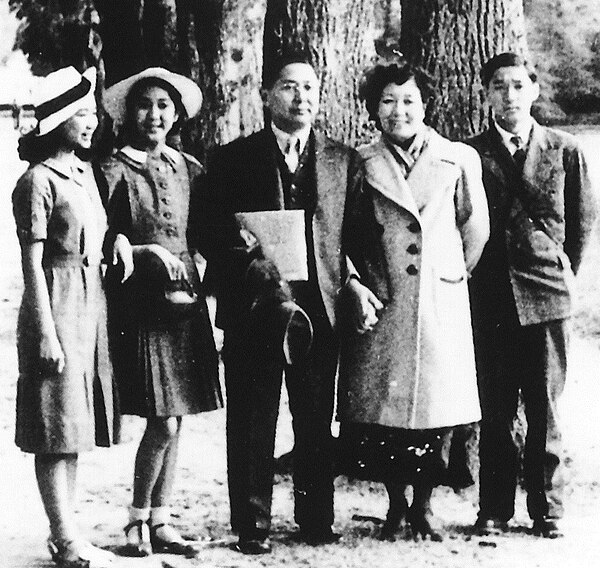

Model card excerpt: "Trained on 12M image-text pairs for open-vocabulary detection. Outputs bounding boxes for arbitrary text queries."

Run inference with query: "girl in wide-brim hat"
[100,68,222,558]
[13,66,133,568]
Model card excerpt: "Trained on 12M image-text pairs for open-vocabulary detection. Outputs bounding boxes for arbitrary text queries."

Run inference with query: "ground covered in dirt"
[1,119,599,567]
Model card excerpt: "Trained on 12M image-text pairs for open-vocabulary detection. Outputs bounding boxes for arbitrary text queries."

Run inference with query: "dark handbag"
[117,251,200,324]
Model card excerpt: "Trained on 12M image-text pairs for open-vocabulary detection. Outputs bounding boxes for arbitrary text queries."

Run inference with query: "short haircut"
[359,63,434,125]
[262,51,315,90]
[480,52,537,87]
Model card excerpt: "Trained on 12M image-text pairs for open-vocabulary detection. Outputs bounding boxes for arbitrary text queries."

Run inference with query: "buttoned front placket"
[147,154,181,243]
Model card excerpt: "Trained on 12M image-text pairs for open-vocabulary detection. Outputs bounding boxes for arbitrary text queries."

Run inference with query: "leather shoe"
[473,516,509,536]
[233,537,272,555]
[299,528,342,546]
[532,517,563,539]
[149,524,198,557]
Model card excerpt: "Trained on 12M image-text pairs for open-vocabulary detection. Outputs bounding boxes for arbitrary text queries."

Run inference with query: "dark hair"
[18,127,67,164]
[359,63,434,128]
[480,52,537,87]
[120,77,186,145]
[262,51,315,90]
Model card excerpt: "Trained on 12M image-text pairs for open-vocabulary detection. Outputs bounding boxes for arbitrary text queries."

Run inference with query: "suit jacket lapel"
[522,121,559,191]
[313,131,347,226]
[249,128,285,209]
[479,126,517,186]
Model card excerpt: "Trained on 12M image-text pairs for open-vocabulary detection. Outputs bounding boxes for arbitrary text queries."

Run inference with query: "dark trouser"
[475,309,568,522]
[224,305,337,537]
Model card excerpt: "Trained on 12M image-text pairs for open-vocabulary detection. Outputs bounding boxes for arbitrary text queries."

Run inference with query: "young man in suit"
[199,54,358,554]
[467,52,596,538]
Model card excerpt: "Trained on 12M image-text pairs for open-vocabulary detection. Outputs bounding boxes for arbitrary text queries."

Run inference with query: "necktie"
[284,136,300,173]
[511,135,526,173]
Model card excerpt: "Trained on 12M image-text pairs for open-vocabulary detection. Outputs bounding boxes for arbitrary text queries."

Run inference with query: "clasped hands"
[345,277,383,334]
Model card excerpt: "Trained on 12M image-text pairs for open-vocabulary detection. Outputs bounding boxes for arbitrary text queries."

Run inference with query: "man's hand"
[346,277,383,334]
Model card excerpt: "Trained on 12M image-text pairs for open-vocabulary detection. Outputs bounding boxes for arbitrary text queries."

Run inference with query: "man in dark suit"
[467,53,596,538]
[199,53,358,554]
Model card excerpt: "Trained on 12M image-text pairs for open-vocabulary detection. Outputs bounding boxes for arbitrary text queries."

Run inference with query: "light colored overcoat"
[339,129,489,429]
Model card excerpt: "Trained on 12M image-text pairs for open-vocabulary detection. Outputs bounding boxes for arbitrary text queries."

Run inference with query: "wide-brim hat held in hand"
[103,67,203,124]
[34,66,97,136]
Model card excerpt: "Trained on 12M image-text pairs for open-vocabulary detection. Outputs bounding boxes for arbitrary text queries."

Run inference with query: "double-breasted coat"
[339,130,489,430]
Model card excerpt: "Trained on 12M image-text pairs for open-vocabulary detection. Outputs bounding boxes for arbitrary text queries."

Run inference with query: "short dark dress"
[101,146,222,417]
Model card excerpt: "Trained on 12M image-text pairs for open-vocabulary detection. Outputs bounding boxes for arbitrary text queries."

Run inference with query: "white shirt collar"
[494,120,533,154]
[120,145,182,166]
[270,122,311,156]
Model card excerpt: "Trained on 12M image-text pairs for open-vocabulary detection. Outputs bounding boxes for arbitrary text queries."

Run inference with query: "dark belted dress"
[101,146,222,417]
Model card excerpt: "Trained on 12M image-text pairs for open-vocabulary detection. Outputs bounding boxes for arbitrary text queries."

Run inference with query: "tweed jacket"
[339,131,488,429]
[198,127,359,331]
[467,121,596,326]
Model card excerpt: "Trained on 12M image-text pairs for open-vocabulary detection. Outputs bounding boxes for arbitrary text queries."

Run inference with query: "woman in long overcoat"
[13,66,132,567]
[338,63,489,541]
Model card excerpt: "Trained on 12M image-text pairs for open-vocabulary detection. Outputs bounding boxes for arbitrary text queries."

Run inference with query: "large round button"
[407,222,420,233]
[406,264,418,275]
[406,243,419,254]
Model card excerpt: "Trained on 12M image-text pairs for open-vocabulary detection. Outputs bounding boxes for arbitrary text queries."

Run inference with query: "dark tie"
[511,135,526,173]
[284,136,300,173]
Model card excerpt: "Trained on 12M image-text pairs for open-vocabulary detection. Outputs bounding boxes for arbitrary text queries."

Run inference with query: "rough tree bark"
[399,0,529,140]
[263,0,377,146]
[192,0,266,160]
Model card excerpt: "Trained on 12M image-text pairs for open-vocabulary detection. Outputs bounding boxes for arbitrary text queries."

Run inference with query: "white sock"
[150,507,183,542]
[128,506,150,524]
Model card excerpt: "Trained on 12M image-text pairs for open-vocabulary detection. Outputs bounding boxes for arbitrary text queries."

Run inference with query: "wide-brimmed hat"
[34,67,97,137]
[103,67,203,124]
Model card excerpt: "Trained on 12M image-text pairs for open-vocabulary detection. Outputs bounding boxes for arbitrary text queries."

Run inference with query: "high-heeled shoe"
[47,538,115,568]
[149,523,198,557]
[406,507,444,542]
[122,519,152,557]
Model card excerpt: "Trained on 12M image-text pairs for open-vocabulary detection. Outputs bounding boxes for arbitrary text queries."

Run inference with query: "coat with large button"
[338,130,489,430]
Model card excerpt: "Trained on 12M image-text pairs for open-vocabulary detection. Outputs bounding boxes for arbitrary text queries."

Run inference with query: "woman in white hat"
[100,68,222,557]
[12,66,133,567]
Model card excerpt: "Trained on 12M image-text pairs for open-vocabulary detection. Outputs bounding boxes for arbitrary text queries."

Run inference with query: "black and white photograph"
[1,1,599,567]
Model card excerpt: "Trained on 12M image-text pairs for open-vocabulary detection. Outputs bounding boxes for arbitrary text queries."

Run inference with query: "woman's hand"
[20,241,66,376]
[147,244,188,281]
[39,331,65,375]
[346,277,383,334]
[112,233,134,282]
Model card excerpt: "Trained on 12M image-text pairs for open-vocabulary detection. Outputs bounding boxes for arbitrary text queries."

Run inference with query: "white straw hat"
[34,67,97,136]
[102,67,203,124]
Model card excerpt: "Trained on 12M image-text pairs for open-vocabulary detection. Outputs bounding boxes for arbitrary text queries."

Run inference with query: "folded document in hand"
[234,210,308,281]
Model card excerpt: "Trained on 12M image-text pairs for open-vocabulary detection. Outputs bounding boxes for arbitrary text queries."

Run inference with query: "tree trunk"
[400,0,529,140]
[192,0,266,161]
[263,0,376,146]
[142,0,179,71]
[96,0,146,85]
